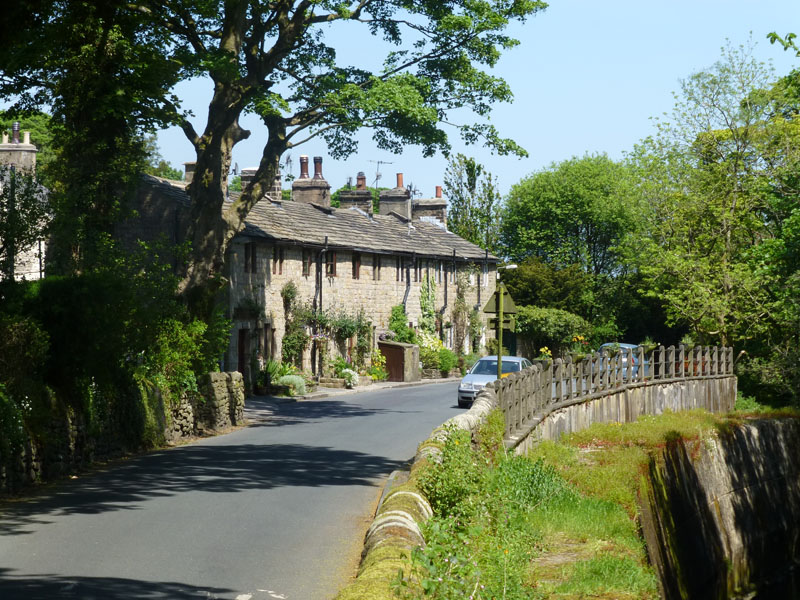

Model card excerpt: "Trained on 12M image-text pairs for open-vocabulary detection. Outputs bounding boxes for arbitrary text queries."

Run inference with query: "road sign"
[482,286,517,315]
[488,316,514,330]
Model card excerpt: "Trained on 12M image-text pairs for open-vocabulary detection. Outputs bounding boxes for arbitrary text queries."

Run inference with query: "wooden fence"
[491,345,736,446]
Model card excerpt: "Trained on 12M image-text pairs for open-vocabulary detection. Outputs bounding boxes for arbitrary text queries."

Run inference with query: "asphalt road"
[0,381,461,600]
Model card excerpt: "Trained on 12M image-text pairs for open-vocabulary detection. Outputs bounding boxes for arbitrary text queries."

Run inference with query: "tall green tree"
[2,0,545,303]
[443,153,502,253]
[628,42,776,348]
[501,154,645,332]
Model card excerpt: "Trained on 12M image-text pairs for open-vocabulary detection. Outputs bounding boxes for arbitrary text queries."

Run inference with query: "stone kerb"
[335,386,498,600]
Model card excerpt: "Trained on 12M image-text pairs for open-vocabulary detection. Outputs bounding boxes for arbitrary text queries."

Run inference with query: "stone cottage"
[120,155,498,385]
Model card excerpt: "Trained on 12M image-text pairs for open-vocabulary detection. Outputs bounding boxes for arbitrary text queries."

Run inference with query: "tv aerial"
[369,159,394,189]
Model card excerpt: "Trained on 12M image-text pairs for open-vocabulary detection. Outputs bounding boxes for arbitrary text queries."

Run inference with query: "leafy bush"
[516,305,591,358]
[437,348,458,375]
[276,374,306,396]
[389,304,416,344]
[367,349,389,381]
[418,331,444,369]
[331,355,351,378]
[342,368,359,388]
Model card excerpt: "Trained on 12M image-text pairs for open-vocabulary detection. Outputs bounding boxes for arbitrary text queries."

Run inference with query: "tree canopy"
[1,0,545,299]
[443,153,502,253]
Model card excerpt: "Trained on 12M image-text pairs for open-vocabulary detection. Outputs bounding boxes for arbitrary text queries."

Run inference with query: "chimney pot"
[299,155,310,179]
[1,133,7,144]
[23,131,31,145]
[396,173,404,189]
[313,156,324,180]
[12,122,20,144]
[356,171,367,190]
[435,185,442,199]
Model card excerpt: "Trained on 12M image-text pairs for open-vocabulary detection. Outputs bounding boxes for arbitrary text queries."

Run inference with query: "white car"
[457,355,532,408]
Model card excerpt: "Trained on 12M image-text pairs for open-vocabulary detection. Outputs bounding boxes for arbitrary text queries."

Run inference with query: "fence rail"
[493,345,735,440]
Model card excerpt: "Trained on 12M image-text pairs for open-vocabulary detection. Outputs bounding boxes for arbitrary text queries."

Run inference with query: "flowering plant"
[537,346,552,361]
[342,368,359,388]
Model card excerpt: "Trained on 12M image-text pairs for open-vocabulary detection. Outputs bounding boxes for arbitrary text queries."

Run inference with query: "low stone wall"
[334,387,498,600]
[2,372,245,495]
[508,375,737,454]
[192,372,246,434]
[640,418,800,599]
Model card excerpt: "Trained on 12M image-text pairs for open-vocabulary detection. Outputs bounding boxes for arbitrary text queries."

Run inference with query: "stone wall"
[2,372,245,495]
[226,238,495,374]
[639,418,800,599]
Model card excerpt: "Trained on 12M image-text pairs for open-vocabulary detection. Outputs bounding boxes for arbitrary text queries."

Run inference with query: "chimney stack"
[0,122,38,172]
[379,172,411,219]
[183,162,196,184]
[339,170,373,213]
[292,155,330,206]
[411,185,448,227]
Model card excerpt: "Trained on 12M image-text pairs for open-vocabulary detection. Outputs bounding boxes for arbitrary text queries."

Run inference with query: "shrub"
[367,349,389,381]
[437,348,458,375]
[418,331,444,369]
[516,305,591,358]
[342,368,359,388]
[389,304,416,344]
[276,374,306,396]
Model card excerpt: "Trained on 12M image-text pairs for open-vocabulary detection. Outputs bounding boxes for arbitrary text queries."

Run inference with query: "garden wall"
[1,372,245,495]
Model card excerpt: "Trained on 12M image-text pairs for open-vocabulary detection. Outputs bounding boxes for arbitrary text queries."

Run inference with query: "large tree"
[443,153,502,253]
[2,0,543,303]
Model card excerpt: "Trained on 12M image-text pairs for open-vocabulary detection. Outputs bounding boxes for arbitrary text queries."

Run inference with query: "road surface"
[0,382,460,600]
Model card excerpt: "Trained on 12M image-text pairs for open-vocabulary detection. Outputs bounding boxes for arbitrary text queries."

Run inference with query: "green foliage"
[516,305,592,358]
[444,154,502,253]
[419,273,437,333]
[438,348,458,375]
[331,355,352,378]
[451,271,472,354]
[0,112,55,179]
[485,338,509,357]
[276,374,306,396]
[0,166,50,280]
[367,349,389,381]
[281,320,309,368]
[0,385,25,477]
[418,428,485,519]
[354,310,372,369]
[229,175,242,192]
[143,135,183,180]
[419,331,445,369]
[389,304,417,344]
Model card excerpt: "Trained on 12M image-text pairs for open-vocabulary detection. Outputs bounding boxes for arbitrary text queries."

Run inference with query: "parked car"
[457,355,532,408]
[597,342,648,378]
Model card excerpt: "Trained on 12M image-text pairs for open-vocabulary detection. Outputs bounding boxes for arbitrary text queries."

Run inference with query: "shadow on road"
[0,569,233,599]
[0,441,402,535]
[244,397,418,427]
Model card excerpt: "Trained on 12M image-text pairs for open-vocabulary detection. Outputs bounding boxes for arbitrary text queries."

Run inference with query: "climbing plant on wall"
[420,273,437,334]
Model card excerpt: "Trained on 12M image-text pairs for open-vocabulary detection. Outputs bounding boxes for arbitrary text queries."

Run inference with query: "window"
[326,251,337,277]
[272,247,284,275]
[483,262,488,287]
[413,259,419,282]
[437,261,443,284]
[352,252,361,279]
[302,249,313,277]
[373,254,381,280]
[244,243,257,273]
[396,256,404,282]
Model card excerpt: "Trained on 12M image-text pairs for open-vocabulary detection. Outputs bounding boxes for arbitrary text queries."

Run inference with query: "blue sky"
[154,0,800,198]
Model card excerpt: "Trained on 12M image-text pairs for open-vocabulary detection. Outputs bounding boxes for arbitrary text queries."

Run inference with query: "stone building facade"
[125,155,497,385]
[0,123,46,281]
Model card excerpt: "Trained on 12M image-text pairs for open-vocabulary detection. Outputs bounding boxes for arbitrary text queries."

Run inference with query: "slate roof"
[241,198,495,261]
[143,174,495,262]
